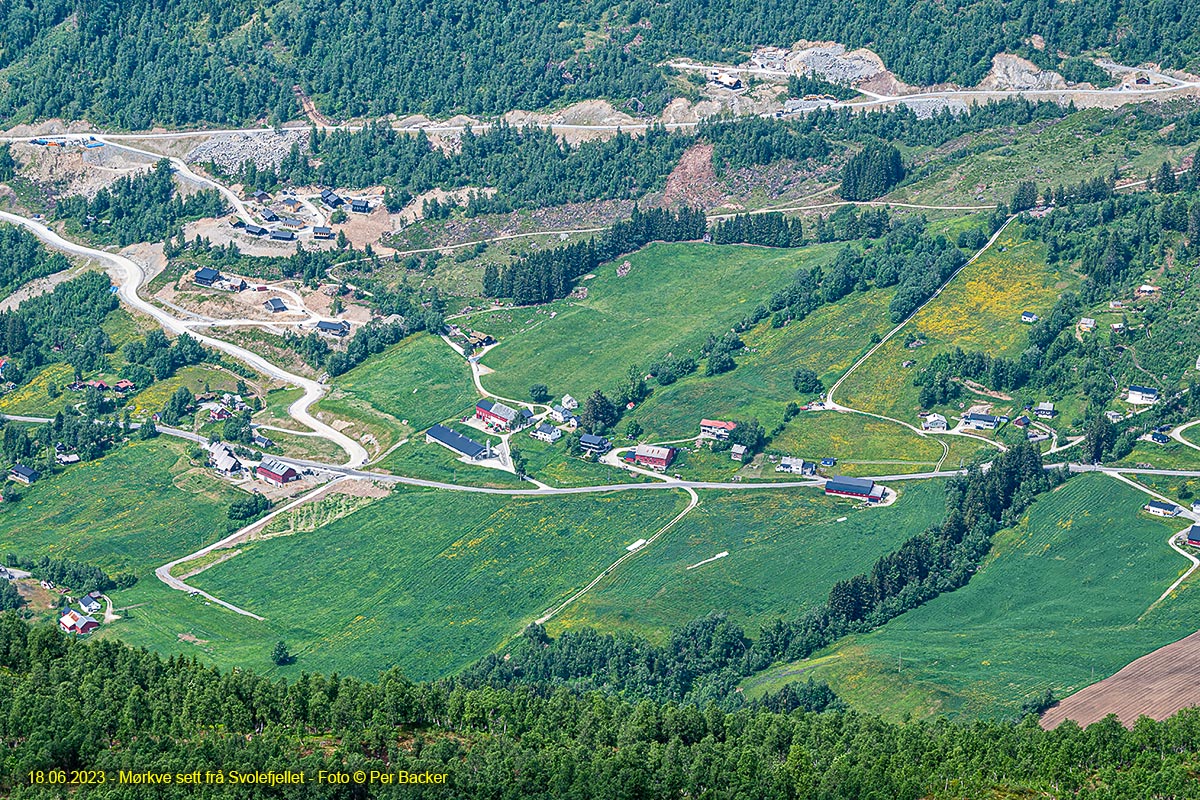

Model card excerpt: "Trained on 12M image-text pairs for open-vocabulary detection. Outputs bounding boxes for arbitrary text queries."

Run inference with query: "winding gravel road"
[0,209,368,467]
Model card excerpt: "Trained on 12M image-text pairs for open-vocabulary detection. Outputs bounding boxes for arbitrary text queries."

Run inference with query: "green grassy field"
[551,480,948,642]
[479,242,842,403]
[1112,439,1200,471]
[515,436,649,488]
[0,438,240,574]
[742,474,1200,721]
[125,364,244,418]
[186,487,691,679]
[837,226,1079,422]
[316,333,478,458]
[624,284,896,439]
[769,412,949,476]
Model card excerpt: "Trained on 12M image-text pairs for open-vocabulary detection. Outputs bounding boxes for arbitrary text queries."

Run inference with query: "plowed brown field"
[1041,629,1200,729]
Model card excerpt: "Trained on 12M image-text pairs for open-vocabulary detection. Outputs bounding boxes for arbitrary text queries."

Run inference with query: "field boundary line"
[535,487,699,625]
[155,476,355,619]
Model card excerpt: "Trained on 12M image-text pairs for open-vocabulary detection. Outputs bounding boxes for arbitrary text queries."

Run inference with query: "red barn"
[59,610,99,635]
[256,457,299,487]
[633,444,677,471]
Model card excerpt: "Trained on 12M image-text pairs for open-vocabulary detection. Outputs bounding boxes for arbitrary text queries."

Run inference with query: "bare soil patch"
[660,143,723,210]
[1042,629,1200,729]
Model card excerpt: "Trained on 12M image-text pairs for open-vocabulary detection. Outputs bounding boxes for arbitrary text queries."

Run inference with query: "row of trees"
[3,554,133,595]
[2,613,1199,798]
[482,206,706,305]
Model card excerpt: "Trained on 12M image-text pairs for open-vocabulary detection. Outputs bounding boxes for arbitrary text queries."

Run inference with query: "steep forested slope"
[1,615,1199,799]
[0,0,1197,127]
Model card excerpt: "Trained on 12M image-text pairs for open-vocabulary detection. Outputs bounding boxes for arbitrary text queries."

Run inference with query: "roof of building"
[426,424,486,458]
[700,419,738,431]
[535,422,558,436]
[269,229,295,240]
[316,320,350,331]
[1130,384,1159,396]
[580,433,609,447]
[826,476,875,494]
[264,298,287,312]
[779,456,805,467]
[1151,432,1171,443]
[1035,402,1055,412]
[964,412,999,422]
[635,444,675,461]
[1189,525,1200,540]
[731,444,748,454]
[244,224,269,236]
[258,457,297,478]
[1146,500,1177,513]
[195,267,221,281]
[313,226,332,235]
[10,464,39,480]
[477,398,518,423]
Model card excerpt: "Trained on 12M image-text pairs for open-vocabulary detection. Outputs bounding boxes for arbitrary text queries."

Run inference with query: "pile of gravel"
[185,129,308,172]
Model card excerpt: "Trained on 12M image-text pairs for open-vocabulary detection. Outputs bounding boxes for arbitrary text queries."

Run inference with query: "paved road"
[155,477,355,619]
[0,209,369,467]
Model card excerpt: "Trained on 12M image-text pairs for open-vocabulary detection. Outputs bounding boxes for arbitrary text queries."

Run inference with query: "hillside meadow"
[187,487,692,679]
[478,241,843,406]
[837,226,1078,423]
[742,473,1198,721]
[550,480,948,642]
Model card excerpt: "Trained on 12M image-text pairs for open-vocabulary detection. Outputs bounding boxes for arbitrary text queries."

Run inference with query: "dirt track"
[1041,630,1200,729]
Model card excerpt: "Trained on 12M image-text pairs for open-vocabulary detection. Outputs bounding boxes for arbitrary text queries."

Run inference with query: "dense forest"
[0,224,70,298]
[0,271,117,387]
[0,0,1197,126]
[54,160,225,247]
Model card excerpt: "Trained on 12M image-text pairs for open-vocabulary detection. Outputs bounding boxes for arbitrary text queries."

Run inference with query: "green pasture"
[551,480,948,642]
[743,474,1200,721]
[188,487,690,679]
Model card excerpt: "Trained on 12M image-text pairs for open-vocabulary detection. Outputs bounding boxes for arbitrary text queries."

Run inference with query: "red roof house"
[59,610,99,635]
[256,457,299,487]
[633,444,677,471]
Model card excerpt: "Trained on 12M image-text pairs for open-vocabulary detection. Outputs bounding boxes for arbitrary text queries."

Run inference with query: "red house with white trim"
[59,610,99,635]
[256,457,299,487]
[633,444,677,471]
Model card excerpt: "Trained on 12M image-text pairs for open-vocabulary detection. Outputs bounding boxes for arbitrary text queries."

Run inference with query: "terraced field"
[550,480,947,642]
[741,474,1199,721]
[188,487,691,679]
